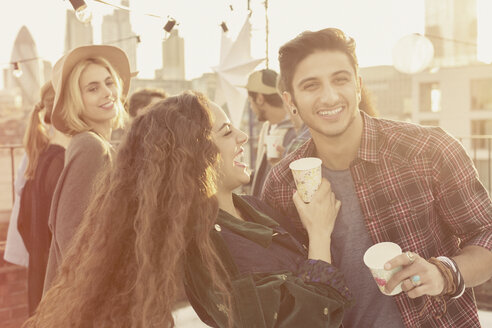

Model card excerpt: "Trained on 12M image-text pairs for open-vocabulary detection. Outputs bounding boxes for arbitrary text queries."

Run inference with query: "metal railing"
[2,136,492,206]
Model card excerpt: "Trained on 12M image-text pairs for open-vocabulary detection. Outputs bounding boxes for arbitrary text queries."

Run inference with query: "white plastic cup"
[289,157,322,203]
[363,242,403,296]
[265,135,283,159]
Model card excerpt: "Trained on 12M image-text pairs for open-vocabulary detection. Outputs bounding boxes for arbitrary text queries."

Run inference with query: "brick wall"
[0,244,28,328]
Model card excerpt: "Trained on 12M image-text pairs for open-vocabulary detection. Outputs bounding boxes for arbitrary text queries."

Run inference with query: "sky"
[0,0,491,88]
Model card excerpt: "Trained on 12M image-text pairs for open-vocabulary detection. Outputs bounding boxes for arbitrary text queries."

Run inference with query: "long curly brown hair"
[24,91,231,327]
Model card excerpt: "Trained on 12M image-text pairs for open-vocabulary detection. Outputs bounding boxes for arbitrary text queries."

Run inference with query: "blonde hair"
[23,84,55,179]
[59,57,128,136]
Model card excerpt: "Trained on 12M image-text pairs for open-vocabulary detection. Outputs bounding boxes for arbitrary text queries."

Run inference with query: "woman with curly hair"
[25,92,351,327]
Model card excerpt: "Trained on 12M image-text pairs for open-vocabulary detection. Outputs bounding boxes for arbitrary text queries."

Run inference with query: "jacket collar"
[216,194,280,248]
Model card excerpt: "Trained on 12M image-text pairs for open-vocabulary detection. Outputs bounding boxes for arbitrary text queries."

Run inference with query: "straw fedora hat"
[51,44,131,134]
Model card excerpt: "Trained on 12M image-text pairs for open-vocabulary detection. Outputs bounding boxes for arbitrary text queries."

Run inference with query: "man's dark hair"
[128,88,168,117]
[278,28,358,96]
[247,91,283,108]
[278,28,378,117]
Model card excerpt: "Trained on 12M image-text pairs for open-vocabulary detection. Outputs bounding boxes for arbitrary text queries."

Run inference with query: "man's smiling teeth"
[318,107,343,116]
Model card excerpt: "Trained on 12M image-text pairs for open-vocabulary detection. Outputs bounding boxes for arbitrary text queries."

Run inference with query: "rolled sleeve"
[433,131,492,251]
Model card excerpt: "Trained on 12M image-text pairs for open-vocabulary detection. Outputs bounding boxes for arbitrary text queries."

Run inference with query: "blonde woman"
[43,45,130,292]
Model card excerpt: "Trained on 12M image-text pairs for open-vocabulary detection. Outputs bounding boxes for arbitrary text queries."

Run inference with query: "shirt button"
[323,307,329,315]
[214,224,221,232]
[273,312,278,320]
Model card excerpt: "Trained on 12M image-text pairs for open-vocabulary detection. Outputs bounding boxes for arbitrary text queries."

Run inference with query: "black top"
[18,144,65,315]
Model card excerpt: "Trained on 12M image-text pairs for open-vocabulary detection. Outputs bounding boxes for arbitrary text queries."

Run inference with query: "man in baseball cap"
[245,69,297,197]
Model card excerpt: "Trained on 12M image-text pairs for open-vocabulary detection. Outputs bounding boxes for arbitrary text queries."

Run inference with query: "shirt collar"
[356,111,380,164]
[216,194,280,248]
[300,111,380,165]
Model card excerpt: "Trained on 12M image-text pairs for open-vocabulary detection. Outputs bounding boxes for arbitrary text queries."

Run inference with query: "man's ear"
[282,91,294,108]
[255,93,265,106]
[282,91,298,115]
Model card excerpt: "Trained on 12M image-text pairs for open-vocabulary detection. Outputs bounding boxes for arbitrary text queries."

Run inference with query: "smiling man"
[262,28,492,328]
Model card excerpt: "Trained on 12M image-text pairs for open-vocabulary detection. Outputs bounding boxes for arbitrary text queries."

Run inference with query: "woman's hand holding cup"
[293,178,341,263]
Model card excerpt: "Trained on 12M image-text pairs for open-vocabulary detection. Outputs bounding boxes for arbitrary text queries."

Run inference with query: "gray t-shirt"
[323,167,404,328]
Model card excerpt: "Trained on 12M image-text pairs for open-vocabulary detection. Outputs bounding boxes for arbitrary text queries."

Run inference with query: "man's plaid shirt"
[261,112,492,328]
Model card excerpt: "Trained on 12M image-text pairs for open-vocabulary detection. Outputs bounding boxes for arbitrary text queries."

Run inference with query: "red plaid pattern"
[261,112,492,328]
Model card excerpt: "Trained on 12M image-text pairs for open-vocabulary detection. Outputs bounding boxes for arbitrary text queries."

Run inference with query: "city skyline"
[1,0,492,91]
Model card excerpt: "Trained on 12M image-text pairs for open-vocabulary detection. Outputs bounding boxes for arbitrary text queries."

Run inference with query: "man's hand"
[384,252,445,298]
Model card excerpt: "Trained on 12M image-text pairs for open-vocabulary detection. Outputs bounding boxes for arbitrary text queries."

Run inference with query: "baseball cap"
[244,69,279,95]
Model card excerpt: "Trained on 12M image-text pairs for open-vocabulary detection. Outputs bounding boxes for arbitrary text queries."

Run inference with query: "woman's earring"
[292,108,297,115]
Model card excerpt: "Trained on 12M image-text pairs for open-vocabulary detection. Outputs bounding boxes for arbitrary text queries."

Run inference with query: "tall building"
[411,63,492,190]
[64,10,93,52]
[360,66,412,121]
[101,0,138,72]
[155,29,185,80]
[42,60,53,83]
[191,73,217,100]
[425,0,477,67]
[4,26,43,110]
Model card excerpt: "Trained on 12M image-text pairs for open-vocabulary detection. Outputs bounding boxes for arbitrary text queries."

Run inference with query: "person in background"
[127,87,167,118]
[275,75,311,156]
[43,45,131,292]
[17,81,69,315]
[245,69,297,197]
[24,92,351,328]
[4,157,29,268]
[262,27,492,327]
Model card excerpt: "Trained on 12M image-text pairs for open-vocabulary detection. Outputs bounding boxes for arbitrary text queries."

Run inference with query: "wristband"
[437,256,465,299]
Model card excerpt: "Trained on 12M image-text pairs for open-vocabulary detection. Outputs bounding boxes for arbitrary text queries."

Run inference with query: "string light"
[12,62,22,78]
[220,22,228,33]
[69,0,93,24]
[2,1,235,71]
[163,18,177,33]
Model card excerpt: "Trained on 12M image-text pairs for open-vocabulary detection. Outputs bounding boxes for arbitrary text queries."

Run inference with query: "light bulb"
[75,4,92,24]
[12,63,22,78]
[13,69,23,78]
